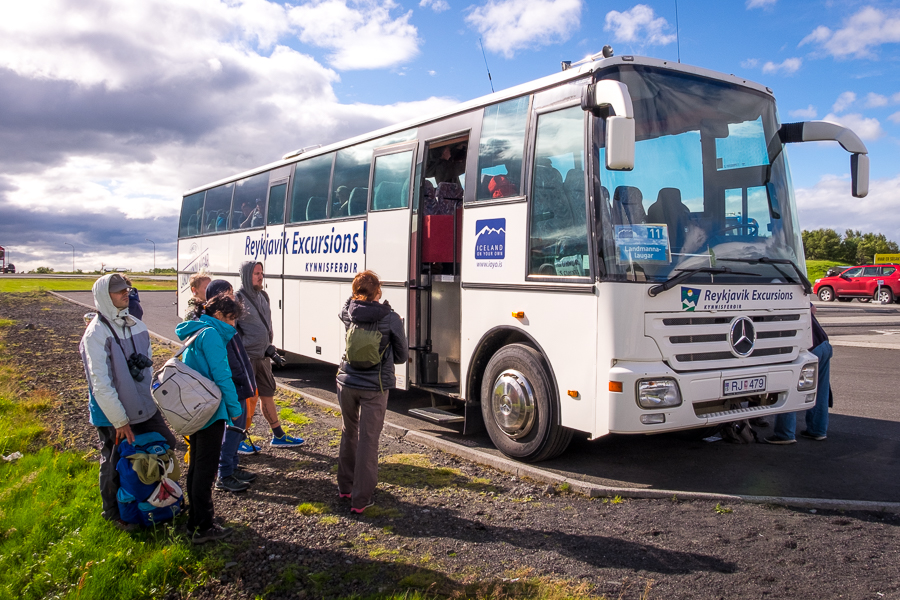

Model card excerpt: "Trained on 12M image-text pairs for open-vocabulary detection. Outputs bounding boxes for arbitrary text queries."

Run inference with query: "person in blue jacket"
[174,294,244,544]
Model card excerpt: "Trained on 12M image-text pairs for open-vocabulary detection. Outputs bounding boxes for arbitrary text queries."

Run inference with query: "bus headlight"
[797,363,818,391]
[636,379,682,409]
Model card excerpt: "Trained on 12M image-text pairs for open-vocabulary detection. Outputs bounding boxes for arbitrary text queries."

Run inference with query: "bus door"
[263,169,290,349]
[365,142,417,390]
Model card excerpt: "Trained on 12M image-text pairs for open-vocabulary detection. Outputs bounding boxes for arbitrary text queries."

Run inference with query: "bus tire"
[480,344,573,462]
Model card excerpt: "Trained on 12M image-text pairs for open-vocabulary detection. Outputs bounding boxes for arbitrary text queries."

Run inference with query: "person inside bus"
[336,271,408,514]
[425,145,465,188]
[241,199,264,228]
[333,186,351,217]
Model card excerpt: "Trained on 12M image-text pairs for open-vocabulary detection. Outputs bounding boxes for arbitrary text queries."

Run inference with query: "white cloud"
[892,92,900,103]
[746,0,776,9]
[832,91,856,114]
[604,4,677,46]
[865,92,889,108]
[799,7,900,59]
[796,174,900,239]
[465,0,582,58]
[761,57,802,75]
[0,0,457,271]
[419,0,450,12]
[789,105,817,119]
[741,58,760,69]
[888,111,900,124]
[288,0,420,70]
[821,112,884,141]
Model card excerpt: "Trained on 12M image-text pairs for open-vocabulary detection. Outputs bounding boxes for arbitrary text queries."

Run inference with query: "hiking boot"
[232,468,258,482]
[350,500,375,514]
[271,434,305,448]
[763,436,796,445]
[191,524,233,545]
[215,475,250,493]
[238,440,261,455]
[800,430,827,441]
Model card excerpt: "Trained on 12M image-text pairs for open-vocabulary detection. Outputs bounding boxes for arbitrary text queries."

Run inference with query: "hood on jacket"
[175,313,237,343]
[347,299,392,324]
[92,274,135,328]
[238,261,262,300]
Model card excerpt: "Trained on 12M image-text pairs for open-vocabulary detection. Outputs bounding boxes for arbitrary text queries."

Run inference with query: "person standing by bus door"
[235,261,305,452]
[336,271,408,514]
[765,304,833,444]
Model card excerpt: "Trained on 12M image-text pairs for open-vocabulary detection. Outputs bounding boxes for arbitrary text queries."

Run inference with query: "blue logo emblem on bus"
[681,287,700,311]
[475,218,505,260]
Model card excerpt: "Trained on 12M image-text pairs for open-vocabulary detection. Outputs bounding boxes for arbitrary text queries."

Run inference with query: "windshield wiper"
[717,257,812,294]
[648,267,761,297]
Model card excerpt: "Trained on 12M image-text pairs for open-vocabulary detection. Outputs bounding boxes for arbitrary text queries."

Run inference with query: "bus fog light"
[804,392,816,404]
[797,363,817,391]
[636,379,682,409]
[640,413,666,425]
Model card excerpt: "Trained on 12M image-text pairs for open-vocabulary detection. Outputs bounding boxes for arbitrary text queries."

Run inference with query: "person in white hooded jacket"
[79,273,176,529]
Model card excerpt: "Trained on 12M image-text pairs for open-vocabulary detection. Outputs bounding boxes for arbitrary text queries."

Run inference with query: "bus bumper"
[605,350,819,434]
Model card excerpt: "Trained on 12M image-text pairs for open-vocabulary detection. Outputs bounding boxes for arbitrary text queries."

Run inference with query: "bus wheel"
[480,344,573,462]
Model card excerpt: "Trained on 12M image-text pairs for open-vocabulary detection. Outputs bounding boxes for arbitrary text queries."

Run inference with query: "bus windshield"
[595,65,804,286]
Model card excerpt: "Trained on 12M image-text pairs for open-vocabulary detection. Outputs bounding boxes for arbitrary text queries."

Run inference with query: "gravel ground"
[2,291,899,600]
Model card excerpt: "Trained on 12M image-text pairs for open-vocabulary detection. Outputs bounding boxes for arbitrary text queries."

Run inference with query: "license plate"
[722,376,767,396]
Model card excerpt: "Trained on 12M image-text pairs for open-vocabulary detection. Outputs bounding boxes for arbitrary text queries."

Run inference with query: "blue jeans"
[218,401,247,479]
[774,340,832,440]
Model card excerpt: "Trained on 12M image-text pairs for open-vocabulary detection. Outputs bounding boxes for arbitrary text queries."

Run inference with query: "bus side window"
[528,106,589,277]
[290,153,333,223]
[267,183,287,226]
[179,191,206,238]
[476,95,529,200]
[203,183,234,233]
[231,172,269,230]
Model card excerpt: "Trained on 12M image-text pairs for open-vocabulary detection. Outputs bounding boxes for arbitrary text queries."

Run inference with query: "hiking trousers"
[96,411,177,518]
[186,419,226,533]
[336,383,388,510]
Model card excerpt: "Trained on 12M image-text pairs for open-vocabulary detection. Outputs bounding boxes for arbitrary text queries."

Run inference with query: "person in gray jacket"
[336,270,408,514]
[80,274,176,530]
[235,260,304,451]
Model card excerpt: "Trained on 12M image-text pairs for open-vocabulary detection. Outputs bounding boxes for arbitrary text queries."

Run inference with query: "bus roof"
[183,54,772,197]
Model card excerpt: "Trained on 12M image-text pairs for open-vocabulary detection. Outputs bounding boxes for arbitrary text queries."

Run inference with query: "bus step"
[409,407,465,424]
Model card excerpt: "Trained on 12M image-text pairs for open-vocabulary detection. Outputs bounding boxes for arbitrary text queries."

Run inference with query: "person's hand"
[115,424,135,445]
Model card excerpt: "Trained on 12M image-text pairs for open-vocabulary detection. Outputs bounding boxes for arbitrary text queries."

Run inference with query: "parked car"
[1,264,14,274]
[813,264,900,303]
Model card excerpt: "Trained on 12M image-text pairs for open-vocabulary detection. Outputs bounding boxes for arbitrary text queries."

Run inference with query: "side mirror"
[582,81,635,171]
[779,121,869,198]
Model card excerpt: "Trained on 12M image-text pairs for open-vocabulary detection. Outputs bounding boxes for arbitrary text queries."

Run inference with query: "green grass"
[0,278,176,293]
[806,260,846,282]
[296,502,329,516]
[0,320,216,599]
[278,407,312,430]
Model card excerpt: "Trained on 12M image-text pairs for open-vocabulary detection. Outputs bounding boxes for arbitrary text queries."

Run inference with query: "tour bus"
[177,51,868,461]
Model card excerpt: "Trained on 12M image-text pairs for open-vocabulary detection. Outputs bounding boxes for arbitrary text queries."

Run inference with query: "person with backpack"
[80,273,176,531]
[235,261,303,453]
[336,270,408,514]
[174,294,244,543]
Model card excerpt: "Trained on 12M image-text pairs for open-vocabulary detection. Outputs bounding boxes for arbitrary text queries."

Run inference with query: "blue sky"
[0,0,898,271]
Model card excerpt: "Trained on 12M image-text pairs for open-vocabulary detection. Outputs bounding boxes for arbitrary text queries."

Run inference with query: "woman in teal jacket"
[174,294,243,544]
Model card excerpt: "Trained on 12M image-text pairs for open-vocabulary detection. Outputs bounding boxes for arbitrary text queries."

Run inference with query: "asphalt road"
[58,290,900,503]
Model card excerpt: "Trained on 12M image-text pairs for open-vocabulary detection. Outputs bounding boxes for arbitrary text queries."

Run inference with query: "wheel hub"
[490,369,536,439]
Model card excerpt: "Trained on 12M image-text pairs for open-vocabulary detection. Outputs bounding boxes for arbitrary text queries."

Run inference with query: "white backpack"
[151,328,221,436]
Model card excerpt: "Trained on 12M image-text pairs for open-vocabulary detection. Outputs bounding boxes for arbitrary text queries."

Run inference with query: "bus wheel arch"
[469,330,572,462]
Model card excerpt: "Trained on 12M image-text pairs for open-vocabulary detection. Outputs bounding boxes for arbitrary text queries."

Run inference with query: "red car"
[814,264,900,303]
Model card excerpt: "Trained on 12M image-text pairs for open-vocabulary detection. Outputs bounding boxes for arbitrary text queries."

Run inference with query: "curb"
[49,290,900,515]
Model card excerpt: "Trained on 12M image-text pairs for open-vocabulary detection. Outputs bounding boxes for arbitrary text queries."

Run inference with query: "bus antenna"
[674,0,681,63]
[479,38,495,93]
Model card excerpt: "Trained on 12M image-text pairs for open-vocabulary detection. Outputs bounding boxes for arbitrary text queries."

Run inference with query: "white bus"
[177,52,868,461]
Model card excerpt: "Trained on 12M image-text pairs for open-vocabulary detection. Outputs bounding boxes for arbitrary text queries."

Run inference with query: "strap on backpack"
[173,327,212,360]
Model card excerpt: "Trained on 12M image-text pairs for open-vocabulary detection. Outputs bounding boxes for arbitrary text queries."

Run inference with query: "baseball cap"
[107,273,130,293]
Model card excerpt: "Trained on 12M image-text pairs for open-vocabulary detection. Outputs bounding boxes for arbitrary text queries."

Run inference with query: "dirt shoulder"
[1,291,898,600]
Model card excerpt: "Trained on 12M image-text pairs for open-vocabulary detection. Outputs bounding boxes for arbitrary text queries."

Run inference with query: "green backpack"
[345,321,385,370]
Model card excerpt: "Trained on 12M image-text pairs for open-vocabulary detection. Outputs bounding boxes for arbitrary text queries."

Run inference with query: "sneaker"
[215,475,250,493]
[339,492,351,499]
[764,436,797,445]
[800,430,827,441]
[271,434,305,448]
[232,468,258,482]
[238,440,261,455]
[191,523,233,545]
[350,500,375,514]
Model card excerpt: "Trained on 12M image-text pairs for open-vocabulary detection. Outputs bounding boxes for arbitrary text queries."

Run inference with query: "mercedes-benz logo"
[729,317,756,357]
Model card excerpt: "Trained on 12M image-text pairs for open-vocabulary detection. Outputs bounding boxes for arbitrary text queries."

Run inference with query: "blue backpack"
[116,432,184,526]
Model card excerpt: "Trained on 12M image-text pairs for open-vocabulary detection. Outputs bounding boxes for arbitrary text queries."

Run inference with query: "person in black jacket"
[336,271,408,514]
[198,280,261,492]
